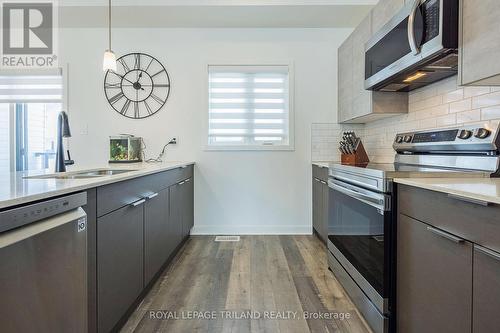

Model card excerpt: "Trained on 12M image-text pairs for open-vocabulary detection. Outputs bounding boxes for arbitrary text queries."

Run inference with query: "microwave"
[364,0,459,92]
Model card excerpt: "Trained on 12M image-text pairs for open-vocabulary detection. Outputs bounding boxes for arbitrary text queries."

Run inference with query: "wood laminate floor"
[121,235,373,333]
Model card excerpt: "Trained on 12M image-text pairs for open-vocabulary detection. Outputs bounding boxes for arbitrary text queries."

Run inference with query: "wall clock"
[104,52,171,119]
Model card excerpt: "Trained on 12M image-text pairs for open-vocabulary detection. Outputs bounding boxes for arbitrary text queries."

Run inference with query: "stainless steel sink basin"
[24,169,137,180]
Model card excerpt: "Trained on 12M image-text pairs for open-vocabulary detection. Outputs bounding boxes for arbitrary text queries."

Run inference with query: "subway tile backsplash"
[311,76,500,163]
[311,123,364,162]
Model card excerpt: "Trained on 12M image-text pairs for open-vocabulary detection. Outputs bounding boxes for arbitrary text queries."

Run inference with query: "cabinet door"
[473,245,500,333]
[460,0,500,85]
[371,0,405,33]
[312,178,322,237]
[397,214,472,333]
[351,14,373,120]
[169,182,184,248]
[144,188,171,286]
[338,34,353,123]
[320,181,329,242]
[183,178,194,237]
[97,203,144,333]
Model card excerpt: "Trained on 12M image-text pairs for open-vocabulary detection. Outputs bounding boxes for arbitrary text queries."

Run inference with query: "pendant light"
[102,0,117,71]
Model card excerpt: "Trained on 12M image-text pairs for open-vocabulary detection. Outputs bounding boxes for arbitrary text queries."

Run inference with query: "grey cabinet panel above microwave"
[338,0,408,124]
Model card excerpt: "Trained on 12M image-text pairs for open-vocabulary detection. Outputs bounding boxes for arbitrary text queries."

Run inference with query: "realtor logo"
[1,0,58,68]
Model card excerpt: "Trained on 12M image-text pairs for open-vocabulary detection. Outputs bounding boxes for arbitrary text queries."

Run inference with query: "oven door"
[327,178,393,315]
[364,0,452,91]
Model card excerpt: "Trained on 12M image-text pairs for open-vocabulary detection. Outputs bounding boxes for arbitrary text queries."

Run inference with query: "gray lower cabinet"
[144,188,172,286]
[97,203,144,333]
[397,214,472,333]
[170,178,194,242]
[312,177,328,242]
[473,245,500,333]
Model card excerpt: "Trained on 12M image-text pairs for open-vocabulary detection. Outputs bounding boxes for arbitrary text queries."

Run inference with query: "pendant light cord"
[108,0,112,51]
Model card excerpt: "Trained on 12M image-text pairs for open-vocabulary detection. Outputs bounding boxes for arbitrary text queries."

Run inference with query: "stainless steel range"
[327,124,500,333]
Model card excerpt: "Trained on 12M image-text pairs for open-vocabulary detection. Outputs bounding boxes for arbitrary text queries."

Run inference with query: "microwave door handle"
[408,0,421,55]
[328,180,387,212]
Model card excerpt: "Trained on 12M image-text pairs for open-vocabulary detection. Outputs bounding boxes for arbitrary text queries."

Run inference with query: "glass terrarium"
[109,136,142,163]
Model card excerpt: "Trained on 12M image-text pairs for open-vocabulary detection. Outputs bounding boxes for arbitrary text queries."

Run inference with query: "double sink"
[25,169,138,180]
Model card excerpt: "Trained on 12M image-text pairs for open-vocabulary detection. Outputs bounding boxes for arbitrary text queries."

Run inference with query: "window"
[207,65,293,150]
[0,72,64,172]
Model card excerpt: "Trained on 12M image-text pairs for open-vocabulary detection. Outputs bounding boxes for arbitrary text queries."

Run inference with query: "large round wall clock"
[104,52,171,119]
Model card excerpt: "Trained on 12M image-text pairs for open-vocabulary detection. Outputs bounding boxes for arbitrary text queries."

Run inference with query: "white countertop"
[395,178,500,205]
[312,161,336,168]
[0,161,195,209]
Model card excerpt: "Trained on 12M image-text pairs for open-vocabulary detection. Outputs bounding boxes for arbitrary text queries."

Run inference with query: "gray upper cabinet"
[338,1,408,124]
[459,0,500,86]
[397,214,472,333]
[338,33,354,122]
[371,0,405,33]
[473,245,500,333]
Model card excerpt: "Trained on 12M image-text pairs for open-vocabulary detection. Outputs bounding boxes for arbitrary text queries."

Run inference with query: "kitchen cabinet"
[459,0,500,86]
[397,184,500,333]
[473,245,500,333]
[312,165,328,242]
[91,165,194,332]
[170,177,194,243]
[397,214,472,333]
[338,8,407,123]
[97,202,144,333]
[371,0,405,33]
[144,188,172,286]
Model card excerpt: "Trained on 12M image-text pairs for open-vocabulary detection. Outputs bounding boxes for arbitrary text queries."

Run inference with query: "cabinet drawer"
[97,165,193,217]
[398,185,500,253]
[312,164,328,182]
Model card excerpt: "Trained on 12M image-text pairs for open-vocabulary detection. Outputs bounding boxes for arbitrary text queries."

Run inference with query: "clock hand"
[111,71,136,85]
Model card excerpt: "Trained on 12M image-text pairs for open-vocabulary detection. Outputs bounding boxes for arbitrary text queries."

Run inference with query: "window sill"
[203,145,295,152]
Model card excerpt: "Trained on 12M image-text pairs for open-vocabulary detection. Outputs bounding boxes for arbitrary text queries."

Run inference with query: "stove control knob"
[395,136,403,144]
[474,128,491,139]
[403,135,413,143]
[457,129,473,140]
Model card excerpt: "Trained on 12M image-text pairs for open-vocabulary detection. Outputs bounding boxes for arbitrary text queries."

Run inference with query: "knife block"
[341,141,370,166]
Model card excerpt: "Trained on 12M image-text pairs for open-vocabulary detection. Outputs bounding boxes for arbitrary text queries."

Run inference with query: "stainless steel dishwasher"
[0,192,87,333]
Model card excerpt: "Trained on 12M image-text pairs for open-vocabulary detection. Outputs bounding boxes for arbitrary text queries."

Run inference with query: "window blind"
[0,73,63,103]
[208,65,290,148]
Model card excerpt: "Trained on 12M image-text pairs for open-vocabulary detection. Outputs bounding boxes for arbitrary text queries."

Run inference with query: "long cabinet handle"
[426,226,464,244]
[314,178,321,183]
[178,181,185,185]
[475,245,500,262]
[131,199,146,207]
[447,193,489,207]
[146,193,158,200]
[185,178,191,183]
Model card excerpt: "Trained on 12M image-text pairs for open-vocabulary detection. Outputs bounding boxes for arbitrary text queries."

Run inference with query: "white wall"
[59,28,350,234]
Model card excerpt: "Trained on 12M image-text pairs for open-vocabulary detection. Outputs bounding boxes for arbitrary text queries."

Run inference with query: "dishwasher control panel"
[0,192,87,233]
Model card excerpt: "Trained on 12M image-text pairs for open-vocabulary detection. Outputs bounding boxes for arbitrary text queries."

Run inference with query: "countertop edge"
[0,162,195,210]
[394,177,500,205]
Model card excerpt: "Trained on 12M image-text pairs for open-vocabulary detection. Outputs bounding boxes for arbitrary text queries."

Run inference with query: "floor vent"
[215,236,240,242]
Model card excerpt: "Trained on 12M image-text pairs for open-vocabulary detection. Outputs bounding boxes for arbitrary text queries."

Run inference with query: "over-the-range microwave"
[364,0,459,92]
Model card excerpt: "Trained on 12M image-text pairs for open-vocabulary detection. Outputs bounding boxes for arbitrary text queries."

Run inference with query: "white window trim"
[203,61,295,152]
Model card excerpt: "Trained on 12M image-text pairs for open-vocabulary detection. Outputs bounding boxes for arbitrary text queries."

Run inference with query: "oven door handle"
[328,180,389,213]
[408,0,421,55]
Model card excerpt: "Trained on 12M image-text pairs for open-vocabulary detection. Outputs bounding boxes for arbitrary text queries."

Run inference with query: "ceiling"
[58,0,376,28]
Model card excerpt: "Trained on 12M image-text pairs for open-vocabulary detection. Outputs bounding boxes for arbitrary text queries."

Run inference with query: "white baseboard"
[190,224,312,235]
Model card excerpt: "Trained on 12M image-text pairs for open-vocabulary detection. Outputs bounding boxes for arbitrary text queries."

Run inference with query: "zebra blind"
[0,73,63,103]
[208,65,291,149]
